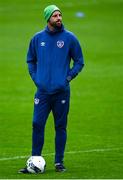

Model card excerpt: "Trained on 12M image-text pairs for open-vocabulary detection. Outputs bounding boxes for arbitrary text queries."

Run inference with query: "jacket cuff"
[66,75,72,82]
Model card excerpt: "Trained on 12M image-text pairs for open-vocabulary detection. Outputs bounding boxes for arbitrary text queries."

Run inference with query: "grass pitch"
[0,0,123,179]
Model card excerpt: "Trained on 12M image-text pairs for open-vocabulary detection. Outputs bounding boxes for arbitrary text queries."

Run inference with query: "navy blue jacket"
[27,25,84,94]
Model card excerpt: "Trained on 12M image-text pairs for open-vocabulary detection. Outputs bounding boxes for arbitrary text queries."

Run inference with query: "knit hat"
[44,5,61,22]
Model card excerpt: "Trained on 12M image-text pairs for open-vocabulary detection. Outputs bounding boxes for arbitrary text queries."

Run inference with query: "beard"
[49,20,62,29]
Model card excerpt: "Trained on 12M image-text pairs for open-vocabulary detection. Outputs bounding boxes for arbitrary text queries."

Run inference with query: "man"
[19,4,84,173]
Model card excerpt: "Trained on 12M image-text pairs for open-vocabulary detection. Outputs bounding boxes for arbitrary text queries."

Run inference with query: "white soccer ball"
[26,156,46,173]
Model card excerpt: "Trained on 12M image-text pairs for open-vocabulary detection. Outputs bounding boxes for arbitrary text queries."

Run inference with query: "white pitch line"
[0,147,123,161]
[0,155,28,161]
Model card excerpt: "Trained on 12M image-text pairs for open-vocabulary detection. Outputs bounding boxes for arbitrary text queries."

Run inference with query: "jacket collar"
[45,24,64,34]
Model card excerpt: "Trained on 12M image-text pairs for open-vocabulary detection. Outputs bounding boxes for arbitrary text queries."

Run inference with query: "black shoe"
[18,167,30,174]
[55,163,66,172]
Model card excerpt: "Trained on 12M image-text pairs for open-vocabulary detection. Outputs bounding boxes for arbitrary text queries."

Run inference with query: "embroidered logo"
[61,100,66,104]
[57,40,64,48]
[34,98,40,105]
[40,42,45,46]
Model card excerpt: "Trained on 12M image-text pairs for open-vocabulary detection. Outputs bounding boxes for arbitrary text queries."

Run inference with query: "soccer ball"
[26,156,46,173]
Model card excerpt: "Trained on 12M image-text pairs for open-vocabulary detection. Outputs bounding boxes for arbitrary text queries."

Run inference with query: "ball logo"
[34,98,40,105]
[57,40,64,48]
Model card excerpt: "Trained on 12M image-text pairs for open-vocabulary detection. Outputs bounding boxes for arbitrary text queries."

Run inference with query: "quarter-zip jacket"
[27,25,84,94]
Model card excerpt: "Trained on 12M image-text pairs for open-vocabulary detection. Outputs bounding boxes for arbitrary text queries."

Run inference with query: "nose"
[57,14,62,20]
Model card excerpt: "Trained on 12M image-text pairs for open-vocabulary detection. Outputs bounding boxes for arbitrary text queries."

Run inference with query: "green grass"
[0,0,123,179]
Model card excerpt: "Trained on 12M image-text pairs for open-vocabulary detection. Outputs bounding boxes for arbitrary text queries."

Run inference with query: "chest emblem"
[57,40,64,48]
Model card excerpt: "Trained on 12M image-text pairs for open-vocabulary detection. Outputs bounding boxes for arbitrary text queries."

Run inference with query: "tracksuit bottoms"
[32,88,70,164]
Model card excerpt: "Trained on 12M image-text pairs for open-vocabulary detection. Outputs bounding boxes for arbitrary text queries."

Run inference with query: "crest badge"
[34,98,40,105]
[57,40,64,48]
[61,100,66,104]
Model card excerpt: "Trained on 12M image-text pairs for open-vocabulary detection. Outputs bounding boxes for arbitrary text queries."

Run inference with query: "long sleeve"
[68,35,84,81]
[27,37,37,82]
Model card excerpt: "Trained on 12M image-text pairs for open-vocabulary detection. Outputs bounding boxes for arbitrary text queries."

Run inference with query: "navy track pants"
[32,89,70,164]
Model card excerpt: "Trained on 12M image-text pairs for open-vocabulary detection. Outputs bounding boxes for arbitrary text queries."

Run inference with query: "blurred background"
[0,0,123,179]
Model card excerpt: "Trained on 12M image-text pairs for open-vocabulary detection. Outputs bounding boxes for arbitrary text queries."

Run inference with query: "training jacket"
[27,25,84,94]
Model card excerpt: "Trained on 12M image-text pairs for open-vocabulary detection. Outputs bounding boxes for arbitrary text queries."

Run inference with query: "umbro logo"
[40,42,45,46]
